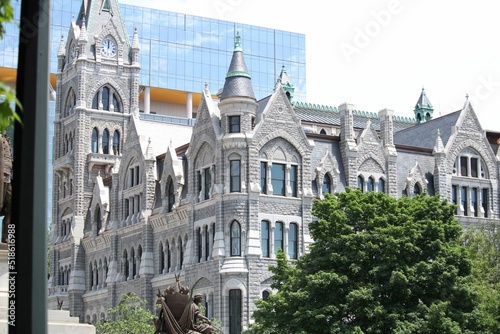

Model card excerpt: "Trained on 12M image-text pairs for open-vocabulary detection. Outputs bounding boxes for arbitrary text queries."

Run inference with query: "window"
[112,94,120,112]
[179,238,184,269]
[159,243,165,274]
[95,206,101,235]
[357,175,364,192]
[230,160,241,192]
[166,242,171,272]
[262,290,270,300]
[367,176,374,192]
[113,130,120,155]
[460,156,468,176]
[482,189,488,218]
[230,221,241,256]
[123,250,129,280]
[91,128,99,153]
[274,222,283,255]
[205,225,210,261]
[167,180,175,212]
[290,165,298,197]
[261,220,269,257]
[102,86,110,111]
[260,162,267,194]
[471,187,478,217]
[322,174,331,196]
[471,158,478,177]
[413,183,421,196]
[92,91,99,109]
[288,223,298,259]
[204,167,211,200]
[102,129,109,154]
[461,186,468,216]
[197,227,202,262]
[378,178,385,193]
[271,164,285,196]
[229,289,242,334]
[228,116,240,133]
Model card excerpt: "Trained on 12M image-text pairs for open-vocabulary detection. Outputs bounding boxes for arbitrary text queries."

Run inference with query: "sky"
[120,0,500,131]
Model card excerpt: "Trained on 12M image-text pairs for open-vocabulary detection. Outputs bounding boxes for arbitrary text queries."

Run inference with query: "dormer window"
[228,116,240,133]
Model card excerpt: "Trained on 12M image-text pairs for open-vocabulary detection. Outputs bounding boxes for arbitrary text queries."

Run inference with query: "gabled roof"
[394,110,461,149]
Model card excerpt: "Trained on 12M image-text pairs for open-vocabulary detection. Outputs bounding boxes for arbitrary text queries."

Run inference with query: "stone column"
[144,86,150,114]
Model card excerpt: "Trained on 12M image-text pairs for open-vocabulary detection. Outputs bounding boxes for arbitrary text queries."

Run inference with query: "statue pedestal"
[0,247,95,333]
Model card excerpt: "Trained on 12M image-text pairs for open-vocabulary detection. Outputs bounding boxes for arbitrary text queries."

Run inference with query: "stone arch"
[87,77,128,113]
[448,139,495,179]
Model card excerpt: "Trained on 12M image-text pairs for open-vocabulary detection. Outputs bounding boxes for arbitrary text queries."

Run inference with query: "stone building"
[48,0,500,332]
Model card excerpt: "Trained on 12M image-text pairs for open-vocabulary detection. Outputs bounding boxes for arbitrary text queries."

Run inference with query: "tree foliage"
[0,1,21,133]
[462,222,500,332]
[95,292,155,334]
[250,189,484,333]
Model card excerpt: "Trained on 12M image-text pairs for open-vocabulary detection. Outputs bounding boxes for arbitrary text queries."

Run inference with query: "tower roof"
[414,87,433,110]
[219,32,255,100]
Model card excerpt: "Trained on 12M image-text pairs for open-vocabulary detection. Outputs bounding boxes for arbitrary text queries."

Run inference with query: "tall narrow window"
[271,164,285,196]
[102,86,110,111]
[230,160,241,192]
[322,174,331,196]
[205,225,210,261]
[471,187,478,217]
[95,206,101,235]
[470,157,478,178]
[113,130,120,155]
[357,175,364,192]
[91,128,99,153]
[135,166,140,185]
[378,178,385,193]
[123,250,129,280]
[261,220,269,257]
[112,94,120,113]
[166,242,171,272]
[461,186,468,216]
[167,180,175,212]
[204,167,211,200]
[460,156,468,176]
[229,289,242,334]
[274,222,283,255]
[230,221,241,256]
[367,177,374,192]
[228,116,240,133]
[179,238,184,269]
[260,162,267,194]
[197,227,202,262]
[288,223,298,259]
[159,243,165,274]
[102,129,109,154]
[452,185,458,214]
[92,91,99,110]
[290,165,298,197]
[482,188,488,218]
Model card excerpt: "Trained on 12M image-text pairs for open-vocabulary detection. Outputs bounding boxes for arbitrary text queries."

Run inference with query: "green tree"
[95,292,155,334]
[250,189,484,334]
[0,0,22,133]
[463,222,500,332]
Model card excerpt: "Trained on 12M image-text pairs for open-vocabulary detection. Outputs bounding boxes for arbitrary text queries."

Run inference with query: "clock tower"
[50,0,140,319]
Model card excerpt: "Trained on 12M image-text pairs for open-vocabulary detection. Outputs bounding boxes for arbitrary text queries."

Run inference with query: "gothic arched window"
[230,221,241,256]
[102,129,109,154]
[102,86,110,111]
[91,128,99,153]
[113,130,120,155]
[322,174,331,196]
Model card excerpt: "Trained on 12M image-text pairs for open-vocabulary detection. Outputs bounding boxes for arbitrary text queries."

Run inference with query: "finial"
[234,31,242,52]
[465,93,469,100]
[134,26,137,33]
[204,82,208,91]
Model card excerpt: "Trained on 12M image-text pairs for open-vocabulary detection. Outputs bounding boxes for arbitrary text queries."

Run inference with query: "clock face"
[101,37,116,58]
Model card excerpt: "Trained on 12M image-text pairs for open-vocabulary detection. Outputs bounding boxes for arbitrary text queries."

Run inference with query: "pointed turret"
[219,32,255,101]
[78,15,88,60]
[414,87,434,124]
[57,34,66,71]
[276,65,295,103]
[433,129,445,155]
[131,26,140,65]
[218,33,258,134]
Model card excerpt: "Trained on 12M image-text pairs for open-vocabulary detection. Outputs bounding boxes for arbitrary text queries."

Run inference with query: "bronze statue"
[0,134,12,244]
[155,274,218,334]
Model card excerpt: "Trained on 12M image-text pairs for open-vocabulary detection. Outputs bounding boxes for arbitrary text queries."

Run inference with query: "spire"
[79,15,88,43]
[277,65,295,103]
[132,26,140,50]
[433,129,445,154]
[414,87,434,124]
[219,32,255,100]
[145,137,154,160]
[58,34,66,57]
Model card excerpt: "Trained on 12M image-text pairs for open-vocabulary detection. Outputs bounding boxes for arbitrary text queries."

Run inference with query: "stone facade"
[48,1,500,333]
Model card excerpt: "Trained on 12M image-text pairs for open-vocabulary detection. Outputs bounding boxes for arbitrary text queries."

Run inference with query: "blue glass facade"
[2,1,306,101]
